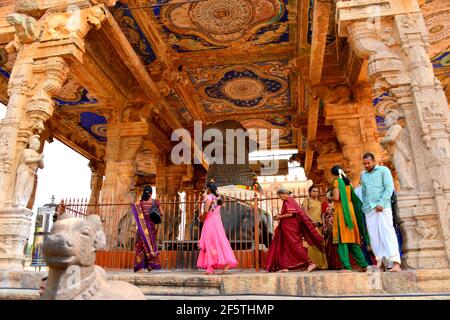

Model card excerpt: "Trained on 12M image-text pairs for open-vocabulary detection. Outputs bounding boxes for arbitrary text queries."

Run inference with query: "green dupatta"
[333,178,370,245]
[350,188,371,246]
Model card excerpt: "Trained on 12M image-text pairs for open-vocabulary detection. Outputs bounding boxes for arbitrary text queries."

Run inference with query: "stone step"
[139,285,221,296]
[109,268,428,296]
[1,268,450,299]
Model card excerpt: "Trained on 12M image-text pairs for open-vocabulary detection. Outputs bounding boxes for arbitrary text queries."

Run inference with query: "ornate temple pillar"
[0,0,115,271]
[101,121,148,204]
[324,84,382,185]
[337,0,450,268]
[0,53,69,271]
[88,160,105,206]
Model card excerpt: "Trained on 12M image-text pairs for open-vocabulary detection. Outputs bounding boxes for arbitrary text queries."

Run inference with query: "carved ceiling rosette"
[158,0,287,50]
[197,65,288,111]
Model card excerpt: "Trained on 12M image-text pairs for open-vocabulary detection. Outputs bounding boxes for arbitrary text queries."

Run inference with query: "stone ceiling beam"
[122,0,205,122]
[70,49,128,106]
[309,0,332,86]
[304,1,332,174]
[297,0,312,53]
[173,47,296,68]
[304,94,320,174]
[174,80,206,123]
[103,9,208,169]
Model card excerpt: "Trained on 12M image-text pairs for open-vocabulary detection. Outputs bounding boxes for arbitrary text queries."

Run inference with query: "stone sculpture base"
[0,207,34,272]
[397,192,449,269]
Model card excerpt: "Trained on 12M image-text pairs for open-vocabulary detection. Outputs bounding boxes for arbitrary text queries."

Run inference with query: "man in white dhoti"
[360,153,401,272]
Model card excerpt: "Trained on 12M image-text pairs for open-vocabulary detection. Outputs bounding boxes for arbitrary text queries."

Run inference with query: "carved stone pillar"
[0,55,68,271]
[101,122,148,204]
[323,84,382,185]
[88,160,105,206]
[0,1,115,271]
[337,0,450,268]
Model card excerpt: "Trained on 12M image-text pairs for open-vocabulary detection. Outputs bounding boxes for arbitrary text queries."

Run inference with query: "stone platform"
[1,268,450,299]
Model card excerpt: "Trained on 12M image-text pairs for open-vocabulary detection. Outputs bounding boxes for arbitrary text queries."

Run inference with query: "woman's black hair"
[206,182,219,197]
[331,165,351,186]
[141,186,152,201]
[206,182,222,205]
[308,185,318,194]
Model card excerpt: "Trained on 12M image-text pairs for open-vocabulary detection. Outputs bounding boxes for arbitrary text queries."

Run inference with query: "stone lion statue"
[41,213,145,300]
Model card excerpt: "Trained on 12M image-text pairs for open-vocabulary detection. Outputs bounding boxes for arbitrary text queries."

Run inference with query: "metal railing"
[59,189,320,271]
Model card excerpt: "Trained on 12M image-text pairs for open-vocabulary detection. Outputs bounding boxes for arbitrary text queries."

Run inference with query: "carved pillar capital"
[26,57,69,134]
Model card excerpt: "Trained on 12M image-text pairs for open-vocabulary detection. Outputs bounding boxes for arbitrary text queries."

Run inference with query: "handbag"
[149,200,162,224]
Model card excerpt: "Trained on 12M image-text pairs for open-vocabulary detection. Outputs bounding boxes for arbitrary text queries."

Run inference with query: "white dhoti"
[365,208,401,265]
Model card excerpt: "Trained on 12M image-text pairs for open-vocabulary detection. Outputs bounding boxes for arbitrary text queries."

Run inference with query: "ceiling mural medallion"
[199,66,287,110]
[156,0,289,52]
[189,0,254,35]
[189,61,291,113]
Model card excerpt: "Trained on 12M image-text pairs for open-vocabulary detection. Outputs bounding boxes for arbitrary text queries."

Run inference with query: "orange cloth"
[332,179,361,244]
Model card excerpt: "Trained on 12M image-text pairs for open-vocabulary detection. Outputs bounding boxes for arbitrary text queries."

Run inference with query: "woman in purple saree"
[132,186,162,272]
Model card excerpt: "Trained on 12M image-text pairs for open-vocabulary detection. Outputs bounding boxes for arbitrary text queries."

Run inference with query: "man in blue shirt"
[360,153,401,272]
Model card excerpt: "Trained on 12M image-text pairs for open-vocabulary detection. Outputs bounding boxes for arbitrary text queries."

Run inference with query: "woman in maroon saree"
[265,188,324,272]
[132,186,162,272]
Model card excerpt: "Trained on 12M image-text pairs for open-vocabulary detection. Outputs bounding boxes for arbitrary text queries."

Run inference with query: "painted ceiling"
[187,61,291,113]
[79,112,108,142]
[152,0,290,52]
[113,2,157,64]
[0,1,449,151]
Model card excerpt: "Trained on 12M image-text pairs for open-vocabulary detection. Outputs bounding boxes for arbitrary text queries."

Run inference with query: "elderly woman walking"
[265,188,323,273]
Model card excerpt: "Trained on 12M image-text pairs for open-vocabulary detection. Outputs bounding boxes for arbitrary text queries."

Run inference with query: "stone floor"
[1,267,450,299]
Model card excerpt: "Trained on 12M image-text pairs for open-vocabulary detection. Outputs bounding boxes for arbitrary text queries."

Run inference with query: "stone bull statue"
[41,213,145,300]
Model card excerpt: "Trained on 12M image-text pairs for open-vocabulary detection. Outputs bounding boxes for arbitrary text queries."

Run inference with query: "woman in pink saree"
[197,182,238,274]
